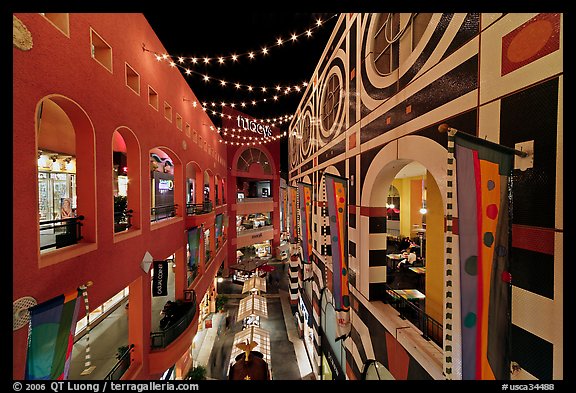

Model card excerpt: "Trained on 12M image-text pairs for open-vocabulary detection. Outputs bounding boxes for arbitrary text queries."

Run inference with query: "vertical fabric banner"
[325,174,351,340]
[188,227,200,269]
[215,214,223,245]
[297,182,313,263]
[288,186,298,243]
[454,131,513,380]
[152,260,169,297]
[25,289,82,380]
[281,187,288,234]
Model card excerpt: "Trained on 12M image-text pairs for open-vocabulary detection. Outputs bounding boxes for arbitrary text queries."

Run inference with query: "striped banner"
[454,131,513,380]
[288,186,298,244]
[25,289,82,380]
[297,182,313,264]
[324,174,351,340]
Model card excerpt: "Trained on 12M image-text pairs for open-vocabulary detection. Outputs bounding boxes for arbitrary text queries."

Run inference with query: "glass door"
[38,172,52,221]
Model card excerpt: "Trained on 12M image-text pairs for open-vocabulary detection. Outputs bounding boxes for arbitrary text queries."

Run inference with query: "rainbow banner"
[297,182,313,263]
[325,174,350,312]
[288,186,298,243]
[454,131,513,380]
[25,289,82,380]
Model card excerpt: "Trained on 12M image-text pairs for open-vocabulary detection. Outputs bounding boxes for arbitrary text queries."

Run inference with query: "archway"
[360,135,447,326]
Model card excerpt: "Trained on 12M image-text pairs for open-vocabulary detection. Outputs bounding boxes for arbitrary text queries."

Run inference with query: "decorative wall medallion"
[13,15,33,51]
[182,139,187,150]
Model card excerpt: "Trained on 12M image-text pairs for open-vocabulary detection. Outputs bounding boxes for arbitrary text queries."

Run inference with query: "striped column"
[444,129,456,379]
[368,209,388,301]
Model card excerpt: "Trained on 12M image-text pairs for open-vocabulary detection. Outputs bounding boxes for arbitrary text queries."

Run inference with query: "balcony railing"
[237,196,272,203]
[150,291,197,349]
[104,344,134,380]
[39,215,84,251]
[150,204,178,222]
[382,284,443,348]
[186,202,213,215]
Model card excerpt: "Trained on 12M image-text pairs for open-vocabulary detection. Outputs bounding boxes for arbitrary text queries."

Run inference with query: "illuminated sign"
[158,179,174,191]
[237,116,272,137]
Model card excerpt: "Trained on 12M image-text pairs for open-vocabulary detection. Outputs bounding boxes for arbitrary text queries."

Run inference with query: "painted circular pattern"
[342,267,347,276]
[486,204,498,219]
[464,312,477,328]
[342,296,350,307]
[483,232,495,247]
[507,20,553,63]
[487,180,495,191]
[464,256,478,275]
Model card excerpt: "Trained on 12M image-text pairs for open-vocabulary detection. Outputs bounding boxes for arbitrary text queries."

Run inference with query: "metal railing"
[237,196,272,203]
[186,202,213,215]
[39,215,84,250]
[383,284,443,348]
[104,344,134,380]
[150,204,178,222]
[150,291,197,349]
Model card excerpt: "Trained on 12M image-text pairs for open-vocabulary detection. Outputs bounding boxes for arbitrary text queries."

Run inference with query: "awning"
[230,326,271,367]
[237,293,268,321]
[242,276,266,294]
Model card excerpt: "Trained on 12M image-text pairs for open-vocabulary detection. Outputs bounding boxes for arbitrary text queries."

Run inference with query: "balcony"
[39,215,84,251]
[235,197,273,215]
[186,202,213,215]
[150,290,197,349]
[150,204,178,222]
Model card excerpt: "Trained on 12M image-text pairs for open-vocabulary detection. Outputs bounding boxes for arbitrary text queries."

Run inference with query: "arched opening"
[320,288,346,380]
[214,174,220,205]
[362,360,395,380]
[36,95,96,253]
[361,136,447,346]
[112,127,141,233]
[150,147,179,222]
[185,161,203,212]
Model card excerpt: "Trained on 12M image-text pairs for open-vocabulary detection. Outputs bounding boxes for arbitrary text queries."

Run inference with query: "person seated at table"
[399,237,411,252]
[397,247,417,269]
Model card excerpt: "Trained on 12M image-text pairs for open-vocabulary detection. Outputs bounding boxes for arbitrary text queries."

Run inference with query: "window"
[185,123,191,138]
[321,74,341,132]
[40,13,69,36]
[176,113,183,130]
[236,148,272,174]
[90,28,112,72]
[411,13,432,50]
[148,86,159,110]
[125,63,140,95]
[373,13,400,75]
[164,102,172,122]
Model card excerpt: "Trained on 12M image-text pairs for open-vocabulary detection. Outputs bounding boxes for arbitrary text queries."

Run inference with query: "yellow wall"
[392,178,412,238]
[424,171,444,323]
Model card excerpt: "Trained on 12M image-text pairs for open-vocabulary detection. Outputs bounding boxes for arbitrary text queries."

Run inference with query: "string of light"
[153,55,309,98]
[143,14,338,66]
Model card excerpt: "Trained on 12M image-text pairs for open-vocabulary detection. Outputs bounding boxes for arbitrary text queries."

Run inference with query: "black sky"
[143,12,339,175]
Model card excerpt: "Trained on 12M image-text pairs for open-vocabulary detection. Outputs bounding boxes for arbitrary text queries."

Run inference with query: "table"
[386,289,425,300]
[408,267,426,274]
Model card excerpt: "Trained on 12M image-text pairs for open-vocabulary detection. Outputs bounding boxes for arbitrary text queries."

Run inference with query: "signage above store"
[158,179,174,191]
[237,116,273,137]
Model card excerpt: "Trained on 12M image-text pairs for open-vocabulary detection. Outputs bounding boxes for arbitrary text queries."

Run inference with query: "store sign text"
[159,179,174,191]
[237,116,272,137]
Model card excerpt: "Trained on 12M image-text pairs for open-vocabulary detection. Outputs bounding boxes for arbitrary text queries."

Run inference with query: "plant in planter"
[114,195,129,231]
[187,365,207,380]
[215,294,228,312]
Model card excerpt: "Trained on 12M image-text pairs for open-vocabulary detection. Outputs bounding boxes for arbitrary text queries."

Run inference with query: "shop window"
[90,28,112,73]
[176,113,183,130]
[164,101,172,122]
[125,63,140,95]
[321,74,341,132]
[148,86,159,110]
[40,13,69,37]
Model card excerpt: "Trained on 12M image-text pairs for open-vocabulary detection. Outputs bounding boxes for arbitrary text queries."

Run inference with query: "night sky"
[143,12,340,175]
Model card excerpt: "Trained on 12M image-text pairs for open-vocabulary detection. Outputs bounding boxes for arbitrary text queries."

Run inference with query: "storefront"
[254,240,271,258]
[37,151,77,221]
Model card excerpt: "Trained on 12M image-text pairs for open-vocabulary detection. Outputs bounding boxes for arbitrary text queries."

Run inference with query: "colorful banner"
[281,187,288,233]
[25,289,82,380]
[324,174,350,314]
[288,186,298,243]
[152,260,169,297]
[188,227,200,270]
[454,131,513,380]
[215,214,223,244]
[297,182,313,264]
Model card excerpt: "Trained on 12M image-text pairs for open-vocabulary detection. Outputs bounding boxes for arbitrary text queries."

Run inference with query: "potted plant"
[187,365,207,380]
[215,294,228,313]
[114,195,129,232]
